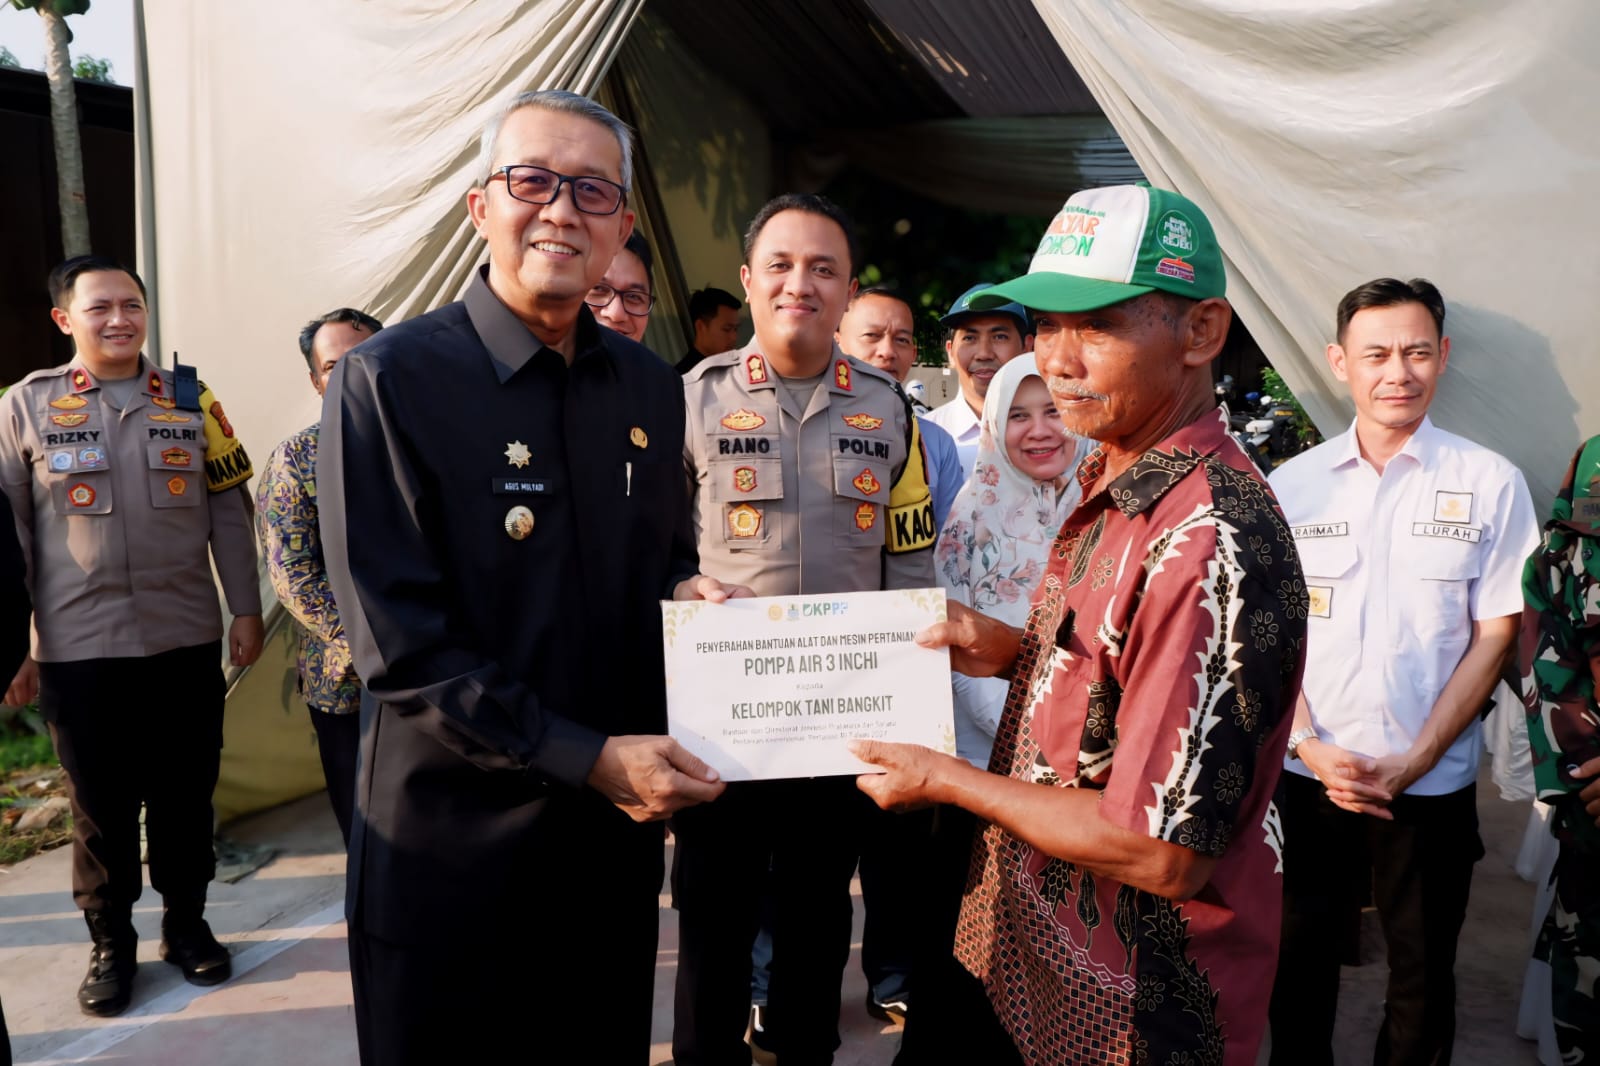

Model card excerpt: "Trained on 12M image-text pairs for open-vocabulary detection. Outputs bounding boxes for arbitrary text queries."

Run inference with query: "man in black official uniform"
[319,90,739,1066]
[1,487,26,1066]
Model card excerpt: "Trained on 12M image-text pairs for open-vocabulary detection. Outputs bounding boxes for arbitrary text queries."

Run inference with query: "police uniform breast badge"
[721,409,766,432]
[504,441,532,469]
[728,503,762,539]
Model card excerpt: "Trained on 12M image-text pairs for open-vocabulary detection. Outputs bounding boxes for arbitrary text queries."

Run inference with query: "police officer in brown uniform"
[672,194,937,1066]
[0,256,263,1017]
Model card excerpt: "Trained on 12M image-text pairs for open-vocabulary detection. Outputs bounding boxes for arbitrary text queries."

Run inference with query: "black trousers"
[348,805,662,1066]
[39,642,225,914]
[857,804,936,1003]
[892,804,1023,1065]
[672,777,869,1066]
[308,707,360,847]
[1269,772,1483,1066]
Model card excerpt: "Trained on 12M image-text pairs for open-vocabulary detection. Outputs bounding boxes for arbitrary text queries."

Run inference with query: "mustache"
[1046,378,1109,402]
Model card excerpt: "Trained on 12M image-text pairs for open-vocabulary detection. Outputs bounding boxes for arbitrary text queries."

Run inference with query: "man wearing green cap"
[926,284,1032,478]
[852,184,1305,1066]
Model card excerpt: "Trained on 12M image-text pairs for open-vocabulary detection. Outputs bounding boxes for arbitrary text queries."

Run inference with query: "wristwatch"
[1286,727,1318,761]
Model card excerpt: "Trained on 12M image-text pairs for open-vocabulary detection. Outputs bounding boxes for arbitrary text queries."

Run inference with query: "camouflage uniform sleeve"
[1523,440,1600,799]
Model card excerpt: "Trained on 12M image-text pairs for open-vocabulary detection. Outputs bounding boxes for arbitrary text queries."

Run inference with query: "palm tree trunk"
[40,6,91,257]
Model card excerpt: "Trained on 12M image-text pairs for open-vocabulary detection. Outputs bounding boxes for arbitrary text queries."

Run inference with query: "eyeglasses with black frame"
[586,283,655,316]
[488,165,626,216]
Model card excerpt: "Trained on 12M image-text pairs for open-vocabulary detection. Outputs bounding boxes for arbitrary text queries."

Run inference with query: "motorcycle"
[1215,375,1269,472]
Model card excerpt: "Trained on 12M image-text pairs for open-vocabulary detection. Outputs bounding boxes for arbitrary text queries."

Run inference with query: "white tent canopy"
[134,0,1600,510]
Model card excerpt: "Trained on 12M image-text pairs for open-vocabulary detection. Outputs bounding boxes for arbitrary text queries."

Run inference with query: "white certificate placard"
[662,588,955,781]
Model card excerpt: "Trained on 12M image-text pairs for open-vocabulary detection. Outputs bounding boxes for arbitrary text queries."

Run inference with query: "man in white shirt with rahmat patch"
[1266,277,1538,1066]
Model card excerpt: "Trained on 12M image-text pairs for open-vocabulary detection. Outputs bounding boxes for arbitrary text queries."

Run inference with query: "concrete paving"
[0,767,1545,1065]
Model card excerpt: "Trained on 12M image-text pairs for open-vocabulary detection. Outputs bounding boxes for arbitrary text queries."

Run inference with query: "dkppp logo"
[772,602,849,621]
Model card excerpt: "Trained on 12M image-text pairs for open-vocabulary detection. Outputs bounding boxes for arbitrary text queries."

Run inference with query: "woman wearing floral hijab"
[936,354,1089,769]
[897,354,1088,1064]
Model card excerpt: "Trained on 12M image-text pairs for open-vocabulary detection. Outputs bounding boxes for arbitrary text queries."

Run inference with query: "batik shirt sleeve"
[256,430,360,712]
[1097,469,1306,858]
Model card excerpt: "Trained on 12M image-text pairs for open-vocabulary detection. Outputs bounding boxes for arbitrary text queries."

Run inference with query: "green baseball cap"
[970,184,1225,313]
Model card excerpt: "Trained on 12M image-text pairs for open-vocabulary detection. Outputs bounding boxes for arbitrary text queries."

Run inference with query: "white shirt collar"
[1328,415,1438,472]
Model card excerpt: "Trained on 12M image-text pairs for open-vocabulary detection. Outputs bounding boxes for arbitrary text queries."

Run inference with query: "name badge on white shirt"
[1292,522,1348,539]
[1411,522,1482,543]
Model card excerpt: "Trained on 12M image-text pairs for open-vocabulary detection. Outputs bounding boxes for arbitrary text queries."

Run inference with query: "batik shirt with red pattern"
[954,410,1307,1066]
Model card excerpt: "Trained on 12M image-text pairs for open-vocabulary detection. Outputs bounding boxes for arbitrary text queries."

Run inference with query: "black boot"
[159,903,231,986]
[79,910,137,1017]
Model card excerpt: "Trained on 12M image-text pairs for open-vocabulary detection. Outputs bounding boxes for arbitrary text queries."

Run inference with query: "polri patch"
[745,354,769,386]
[49,394,87,411]
[78,447,105,467]
[167,476,187,497]
[161,447,192,467]
[68,483,96,507]
[50,413,88,428]
[834,360,851,391]
[733,466,757,493]
[841,413,883,431]
[853,468,881,496]
[48,450,73,472]
[854,502,876,531]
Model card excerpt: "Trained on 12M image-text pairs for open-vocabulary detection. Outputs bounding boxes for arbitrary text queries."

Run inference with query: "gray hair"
[475,89,634,194]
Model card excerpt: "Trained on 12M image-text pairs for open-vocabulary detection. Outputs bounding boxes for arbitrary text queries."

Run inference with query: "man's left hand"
[673,574,756,603]
[851,739,960,812]
[229,614,265,667]
[1577,754,1600,827]
[1354,752,1426,816]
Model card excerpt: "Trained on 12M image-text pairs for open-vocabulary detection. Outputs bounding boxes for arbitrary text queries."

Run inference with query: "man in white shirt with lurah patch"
[1266,277,1537,1066]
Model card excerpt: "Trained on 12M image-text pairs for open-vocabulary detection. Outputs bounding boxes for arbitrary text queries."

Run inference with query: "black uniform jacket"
[1,488,29,674]
[319,268,697,943]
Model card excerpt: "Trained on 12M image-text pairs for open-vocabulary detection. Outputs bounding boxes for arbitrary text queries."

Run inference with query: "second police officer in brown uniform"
[672,195,937,1066]
[0,256,263,1018]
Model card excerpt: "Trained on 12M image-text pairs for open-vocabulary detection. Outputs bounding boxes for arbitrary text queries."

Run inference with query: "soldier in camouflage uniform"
[1521,436,1600,1063]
